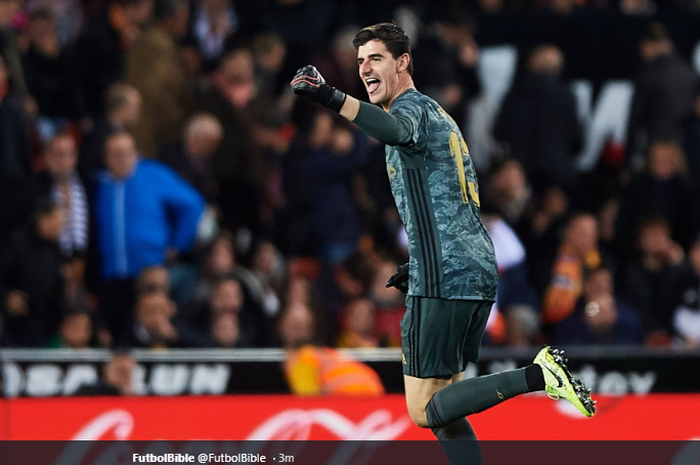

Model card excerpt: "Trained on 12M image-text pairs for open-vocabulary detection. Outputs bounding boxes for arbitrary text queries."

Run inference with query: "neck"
[381,77,415,111]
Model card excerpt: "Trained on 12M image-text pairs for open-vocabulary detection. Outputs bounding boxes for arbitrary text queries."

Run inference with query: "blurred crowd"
[2,0,700,353]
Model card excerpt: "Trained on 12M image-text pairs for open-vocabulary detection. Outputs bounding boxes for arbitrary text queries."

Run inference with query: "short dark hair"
[352,22,413,76]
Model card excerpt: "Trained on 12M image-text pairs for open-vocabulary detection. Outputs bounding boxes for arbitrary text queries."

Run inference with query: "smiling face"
[357,39,410,109]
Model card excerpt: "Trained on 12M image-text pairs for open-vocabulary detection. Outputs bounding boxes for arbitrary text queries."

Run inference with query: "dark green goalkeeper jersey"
[382,89,498,300]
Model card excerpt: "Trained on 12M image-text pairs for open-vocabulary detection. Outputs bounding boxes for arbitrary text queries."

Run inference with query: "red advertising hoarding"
[2,393,698,441]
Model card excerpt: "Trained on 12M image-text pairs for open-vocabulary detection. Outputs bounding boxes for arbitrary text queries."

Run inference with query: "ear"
[397,53,410,73]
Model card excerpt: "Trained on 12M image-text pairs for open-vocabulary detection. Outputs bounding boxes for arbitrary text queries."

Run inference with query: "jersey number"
[448,131,480,206]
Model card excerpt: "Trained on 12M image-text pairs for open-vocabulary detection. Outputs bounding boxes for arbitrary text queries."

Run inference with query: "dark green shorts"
[401,296,494,378]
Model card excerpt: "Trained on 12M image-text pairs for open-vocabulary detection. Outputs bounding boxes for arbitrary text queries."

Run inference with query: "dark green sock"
[426,368,530,428]
[432,418,483,465]
[431,417,477,440]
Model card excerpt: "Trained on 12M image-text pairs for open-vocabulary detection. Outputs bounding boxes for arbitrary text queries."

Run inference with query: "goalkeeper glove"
[386,263,409,293]
[290,65,347,112]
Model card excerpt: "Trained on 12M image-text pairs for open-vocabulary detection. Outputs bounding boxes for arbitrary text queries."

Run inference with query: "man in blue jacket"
[93,131,205,345]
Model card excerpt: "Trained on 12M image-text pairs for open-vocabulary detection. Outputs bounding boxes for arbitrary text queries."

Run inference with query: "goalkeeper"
[291,22,595,453]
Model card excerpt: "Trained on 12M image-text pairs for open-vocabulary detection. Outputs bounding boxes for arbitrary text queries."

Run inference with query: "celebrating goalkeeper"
[291,22,595,456]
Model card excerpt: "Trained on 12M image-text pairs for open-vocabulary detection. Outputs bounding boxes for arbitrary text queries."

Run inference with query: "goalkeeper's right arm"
[291,64,413,146]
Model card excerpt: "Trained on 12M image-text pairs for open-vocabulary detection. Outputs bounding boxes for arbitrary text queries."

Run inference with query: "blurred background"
[1,0,700,441]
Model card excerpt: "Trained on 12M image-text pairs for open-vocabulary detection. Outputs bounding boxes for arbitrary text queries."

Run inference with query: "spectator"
[193,274,266,347]
[329,250,376,336]
[412,6,482,132]
[249,239,285,319]
[0,53,32,241]
[482,210,540,346]
[282,273,329,345]
[32,132,89,259]
[75,351,137,396]
[618,217,684,344]
[517,185,571,297]
[77,0,154,115]
[597,198,621,262]
[79,83,142,181]
[285,105,369,273]
[0,0,29,97]
[494,44,583,195]
[251,32,287,98]
[93,131,205,345]
[171,230,235,308]
[190,0,238,72]
[279,303,384,396]
[131,289,208,348]
[0,198,65,347]
[126,0,189,157]
[484,159,532,227]
[665,237,700,347]
[369,259,405,348]
[616,138,699,253]
[554,266,643,345]
[24,0,85,46]
[336,298,378,348]
[684,85,700,199]
[195,41,279,233]
[95,131,205,278]
[542,213,602,327]
[160,112,222,204]
[22,8,85,127]
[51,306,93,349]
[95,264,172,346]
[334,252,374,304]
[625,22,698,169]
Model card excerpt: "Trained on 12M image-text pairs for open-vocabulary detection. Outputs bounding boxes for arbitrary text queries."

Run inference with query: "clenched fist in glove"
[386,263,409,293]
[290,65,347,112]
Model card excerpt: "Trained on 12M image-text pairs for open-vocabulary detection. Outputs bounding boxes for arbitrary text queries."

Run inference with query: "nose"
[359,60,372,76]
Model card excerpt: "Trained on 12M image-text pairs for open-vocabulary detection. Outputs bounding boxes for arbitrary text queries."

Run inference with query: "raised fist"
[291,65,346,112]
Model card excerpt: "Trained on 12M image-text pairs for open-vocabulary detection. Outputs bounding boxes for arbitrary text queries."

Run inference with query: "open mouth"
[366,77,381,94]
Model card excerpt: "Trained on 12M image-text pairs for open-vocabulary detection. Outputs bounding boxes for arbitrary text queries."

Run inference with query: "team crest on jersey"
[387,164,397,179]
